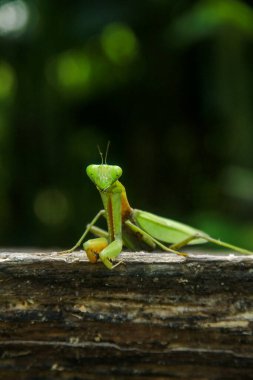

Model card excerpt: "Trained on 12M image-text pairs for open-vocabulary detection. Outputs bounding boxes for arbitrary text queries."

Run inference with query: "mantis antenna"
[97,144,104,164]
[105,141,110,164]
[97,141,110,165]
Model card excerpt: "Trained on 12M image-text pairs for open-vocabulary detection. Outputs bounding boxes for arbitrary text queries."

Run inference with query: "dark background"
[1,0,253,249]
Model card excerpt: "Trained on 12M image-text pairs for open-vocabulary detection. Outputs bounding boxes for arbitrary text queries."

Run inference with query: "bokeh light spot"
[57,52,91,90]
[0,0,29,36]
[34,189,69,226]
[101,22,139,64]
[0,61,15,99]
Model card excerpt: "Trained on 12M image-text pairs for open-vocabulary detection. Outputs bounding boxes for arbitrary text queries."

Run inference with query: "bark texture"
[0,249,253,379]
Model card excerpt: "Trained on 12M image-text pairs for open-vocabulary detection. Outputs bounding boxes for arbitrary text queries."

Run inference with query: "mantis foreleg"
[84,237,108,263]
[99,239,123,269]
[83,233,123,269]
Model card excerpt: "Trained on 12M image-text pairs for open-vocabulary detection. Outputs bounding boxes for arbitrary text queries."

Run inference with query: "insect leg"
[88,225,109,238]
[169,234,206,250]
[99,239,123,269]
[124,220,156,249]
[125,220,187,257]
[170,233,253,254]
[84,237,108,263]
[203,235,253,254]
[59,210,106,254]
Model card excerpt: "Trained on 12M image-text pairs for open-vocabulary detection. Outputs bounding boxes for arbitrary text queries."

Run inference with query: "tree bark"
[0,249,253,379]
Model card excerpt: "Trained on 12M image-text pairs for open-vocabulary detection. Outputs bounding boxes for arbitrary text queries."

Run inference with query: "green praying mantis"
[60,149,253,269]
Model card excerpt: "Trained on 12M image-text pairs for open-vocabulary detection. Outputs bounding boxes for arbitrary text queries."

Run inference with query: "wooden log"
[0,249,253,379]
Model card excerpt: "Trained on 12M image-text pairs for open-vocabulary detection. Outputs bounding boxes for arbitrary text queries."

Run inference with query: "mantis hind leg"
[169,233,253,254]
[125,220,187,257]
[202,235,252,254]
[169,233,207,250]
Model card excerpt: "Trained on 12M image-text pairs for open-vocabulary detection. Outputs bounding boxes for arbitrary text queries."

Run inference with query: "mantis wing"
[133,209,208,245]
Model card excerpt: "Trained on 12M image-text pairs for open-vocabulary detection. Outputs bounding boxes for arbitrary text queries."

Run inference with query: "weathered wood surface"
[0,248,253,380]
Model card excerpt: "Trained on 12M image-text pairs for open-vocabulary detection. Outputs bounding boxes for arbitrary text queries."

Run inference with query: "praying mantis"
[60,151,253,269]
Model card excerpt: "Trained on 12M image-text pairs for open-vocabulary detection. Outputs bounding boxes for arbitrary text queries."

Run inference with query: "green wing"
[133,209,208,245]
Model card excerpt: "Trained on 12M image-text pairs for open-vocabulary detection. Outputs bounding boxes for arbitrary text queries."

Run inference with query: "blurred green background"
[0,0,253,249]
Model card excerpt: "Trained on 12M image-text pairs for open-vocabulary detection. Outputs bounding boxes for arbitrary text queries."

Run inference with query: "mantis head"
[86,164,122,191]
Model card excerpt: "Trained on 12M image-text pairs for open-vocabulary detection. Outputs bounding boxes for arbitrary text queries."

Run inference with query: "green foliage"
[169,0,253,45]
[0,0,253,248]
